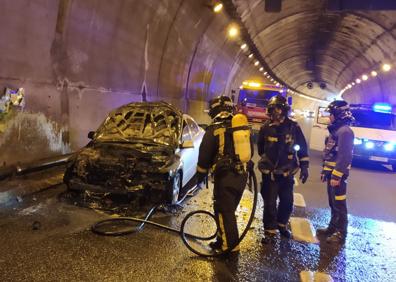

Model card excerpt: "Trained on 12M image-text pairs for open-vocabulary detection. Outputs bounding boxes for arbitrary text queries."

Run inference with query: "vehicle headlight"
[365,141,375,149]
[384,143,395,152]
[354,138,363,145]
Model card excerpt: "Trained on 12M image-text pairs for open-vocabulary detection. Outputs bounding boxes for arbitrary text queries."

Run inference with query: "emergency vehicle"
[237,81,286,133]
[310,102,396,171]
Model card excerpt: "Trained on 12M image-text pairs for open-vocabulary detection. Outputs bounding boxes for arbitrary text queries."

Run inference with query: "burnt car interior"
[96,104,182,146]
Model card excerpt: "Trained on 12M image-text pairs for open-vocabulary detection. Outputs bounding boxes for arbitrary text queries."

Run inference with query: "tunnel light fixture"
[239,85,243,89]
[382,63,391,72]
[213,2,223,13]
[227,25,239,38]
[355,78,361,84]
[352,82,355,85]
[254,61,259,66]
[248,54,253,59]
[362,74,368,81]
[240,43,247,50]
[264,71,267,75]
[259,67,264,71]
[371,70,378,77]
[270,78,274,82]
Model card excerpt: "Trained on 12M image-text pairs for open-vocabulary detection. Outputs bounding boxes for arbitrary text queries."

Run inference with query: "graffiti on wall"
[0,88,25,132]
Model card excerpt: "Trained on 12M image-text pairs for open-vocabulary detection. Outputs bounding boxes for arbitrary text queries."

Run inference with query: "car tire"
[169,172,182,205]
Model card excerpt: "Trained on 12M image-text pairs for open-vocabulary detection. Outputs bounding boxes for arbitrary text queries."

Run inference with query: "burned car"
[64,101,205,204]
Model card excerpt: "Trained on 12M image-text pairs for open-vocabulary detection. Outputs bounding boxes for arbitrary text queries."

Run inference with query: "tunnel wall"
[0,0,261,165]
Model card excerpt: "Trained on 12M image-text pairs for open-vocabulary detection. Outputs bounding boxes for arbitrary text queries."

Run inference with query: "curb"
[0,168,65,207]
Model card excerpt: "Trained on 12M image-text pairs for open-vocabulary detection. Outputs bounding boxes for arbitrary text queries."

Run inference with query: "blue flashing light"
[293,144,301,151]
[373,103,392,113]
[384,143,395,152]
[365,141,375,149]
[354,138,363,145]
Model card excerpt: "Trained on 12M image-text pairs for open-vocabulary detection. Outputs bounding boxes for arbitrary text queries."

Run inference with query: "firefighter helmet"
[267,95,290,115]
[325,100,353,121]
[208,95,234,119]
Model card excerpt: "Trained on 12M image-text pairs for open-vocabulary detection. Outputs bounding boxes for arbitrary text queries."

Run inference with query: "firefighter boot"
[326,231,346,244]
[316,227,336,237]
[209,239,222,251]
[278,225,291,239]
[261,230,277,244]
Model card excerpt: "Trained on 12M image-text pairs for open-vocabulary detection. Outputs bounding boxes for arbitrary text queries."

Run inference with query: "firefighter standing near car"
[317,100,354,244]
[257,95,309,243]
[196,95,253,253]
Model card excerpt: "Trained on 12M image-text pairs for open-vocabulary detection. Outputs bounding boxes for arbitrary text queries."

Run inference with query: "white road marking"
[294,193,306,208]
[300,271,334,282]
[290,217,319,243]
[300,271,333,282]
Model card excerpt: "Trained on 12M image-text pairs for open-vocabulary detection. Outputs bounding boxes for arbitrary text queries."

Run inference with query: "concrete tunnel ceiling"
[227,0,396,104]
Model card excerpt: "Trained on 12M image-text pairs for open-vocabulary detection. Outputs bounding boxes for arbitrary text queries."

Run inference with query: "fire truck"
[237,81,286,133]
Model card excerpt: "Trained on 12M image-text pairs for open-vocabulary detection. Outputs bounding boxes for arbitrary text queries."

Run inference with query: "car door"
[185,115,204,179]
[179,117,195,187]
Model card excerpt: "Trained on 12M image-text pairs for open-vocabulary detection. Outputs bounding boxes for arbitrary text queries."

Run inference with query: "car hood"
[75,143,179,177]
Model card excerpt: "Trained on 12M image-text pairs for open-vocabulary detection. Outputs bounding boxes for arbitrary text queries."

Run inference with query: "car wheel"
[169,172,182,204]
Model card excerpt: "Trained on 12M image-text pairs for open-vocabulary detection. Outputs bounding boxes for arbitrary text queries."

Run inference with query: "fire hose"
[91,169,258,258]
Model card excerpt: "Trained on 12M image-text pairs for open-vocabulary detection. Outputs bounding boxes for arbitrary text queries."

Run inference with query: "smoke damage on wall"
[0,111,70,167]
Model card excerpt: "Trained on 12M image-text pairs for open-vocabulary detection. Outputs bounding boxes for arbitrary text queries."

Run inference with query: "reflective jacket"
[322,122,354,180]
[257,118,309,175]
[197,117,253,175]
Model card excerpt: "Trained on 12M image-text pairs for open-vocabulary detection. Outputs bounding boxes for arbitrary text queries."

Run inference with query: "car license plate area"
[369,156,388,162]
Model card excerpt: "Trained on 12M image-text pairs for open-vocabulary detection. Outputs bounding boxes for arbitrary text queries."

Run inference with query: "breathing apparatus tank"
[231,113,251,163]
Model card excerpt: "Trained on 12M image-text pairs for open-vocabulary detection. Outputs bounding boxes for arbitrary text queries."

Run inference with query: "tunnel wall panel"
[0,0,263,164]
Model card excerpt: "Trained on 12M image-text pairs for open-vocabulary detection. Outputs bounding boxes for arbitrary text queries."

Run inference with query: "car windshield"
[352,109,396,130]
[95,104,181,146]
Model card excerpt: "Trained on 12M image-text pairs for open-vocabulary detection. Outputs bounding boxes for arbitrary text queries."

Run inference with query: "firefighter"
[317,100,354,244]
[257,95,309,243]
[196,95,253,253]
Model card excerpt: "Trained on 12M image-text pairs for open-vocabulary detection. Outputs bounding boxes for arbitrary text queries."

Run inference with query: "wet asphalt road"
[1,159,396,282]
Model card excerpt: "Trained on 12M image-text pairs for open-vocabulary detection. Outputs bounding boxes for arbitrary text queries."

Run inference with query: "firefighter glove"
[299,166,309,184]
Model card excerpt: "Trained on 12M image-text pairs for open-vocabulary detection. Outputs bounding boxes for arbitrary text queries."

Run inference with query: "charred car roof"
[94,101,183,147]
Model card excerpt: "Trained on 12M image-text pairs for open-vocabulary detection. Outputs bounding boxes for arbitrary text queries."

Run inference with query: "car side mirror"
[88,131,95,139]
[181,140,194,149]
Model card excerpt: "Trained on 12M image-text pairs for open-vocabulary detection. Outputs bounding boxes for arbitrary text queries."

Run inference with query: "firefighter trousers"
[213,170,248,251]
[327,177,348,235]
[261,174,294,231]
